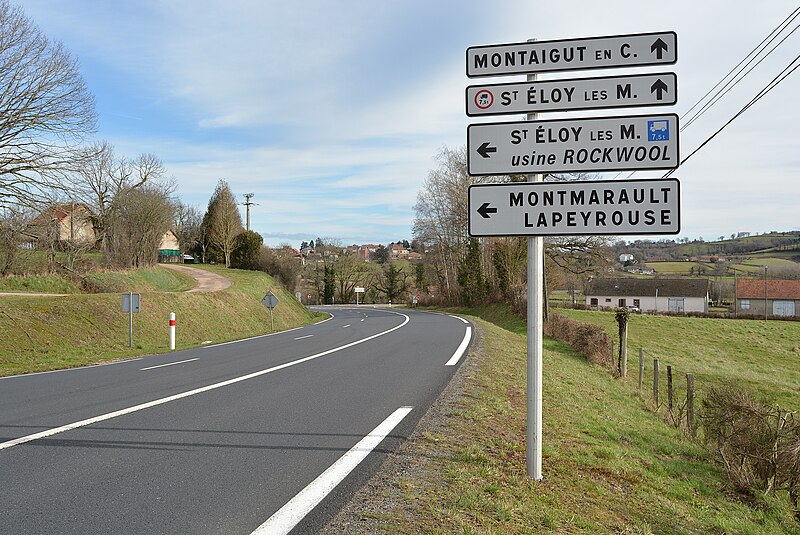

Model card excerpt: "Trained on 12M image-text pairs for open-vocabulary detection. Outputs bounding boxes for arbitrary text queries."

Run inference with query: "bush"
[544,312,614,371]
[230,231,263,270]
[700,383,800,511]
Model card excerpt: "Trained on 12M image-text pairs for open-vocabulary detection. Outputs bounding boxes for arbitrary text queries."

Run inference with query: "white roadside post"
[526,47,544,482]
[169,312,176,350]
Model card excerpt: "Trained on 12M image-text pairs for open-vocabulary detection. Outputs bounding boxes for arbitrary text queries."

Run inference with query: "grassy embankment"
[370,305,799,533]
[0,264,323,377]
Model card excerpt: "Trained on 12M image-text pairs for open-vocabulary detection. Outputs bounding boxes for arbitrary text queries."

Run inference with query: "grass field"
[0,264,324,377]
[373,307,799,533]
[555,308,800,412]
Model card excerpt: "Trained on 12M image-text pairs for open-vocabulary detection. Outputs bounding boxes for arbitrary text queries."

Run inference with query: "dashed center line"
[342,324,351,328]
[140,358,199,371]
[294,335,314,340]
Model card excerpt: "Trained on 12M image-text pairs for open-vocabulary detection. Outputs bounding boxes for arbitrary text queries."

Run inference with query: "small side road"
[159,264,232,292]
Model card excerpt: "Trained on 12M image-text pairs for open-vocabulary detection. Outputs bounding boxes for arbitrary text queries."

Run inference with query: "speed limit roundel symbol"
[474,89,493,109]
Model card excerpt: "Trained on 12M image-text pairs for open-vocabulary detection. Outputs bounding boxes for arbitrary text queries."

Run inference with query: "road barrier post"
[169,312,176,350]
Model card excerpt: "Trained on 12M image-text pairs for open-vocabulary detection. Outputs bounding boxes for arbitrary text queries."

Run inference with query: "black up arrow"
[650,78,668,100]
[477,202,497,219]
[477,142,497,159]
[650,38,668,59]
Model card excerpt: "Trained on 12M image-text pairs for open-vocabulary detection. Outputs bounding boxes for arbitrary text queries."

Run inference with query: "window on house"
[740,299,750,311]
[590,298,598,306]
[605,298,611,303]
[633,299,640,307]
[618,298,627,307]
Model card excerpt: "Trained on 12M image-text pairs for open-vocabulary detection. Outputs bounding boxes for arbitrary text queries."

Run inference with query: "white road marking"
[0,358,145,380]
[342,324,351,328]
[0,312,410,452]
[251,406,414,535]
[294,335,314,340]
[206,326,304,348]
[445,326,472,366]
[449,314,469,324]
[140,358,199,371]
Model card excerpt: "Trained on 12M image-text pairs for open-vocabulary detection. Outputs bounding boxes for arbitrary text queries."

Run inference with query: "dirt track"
[159,264,232,292]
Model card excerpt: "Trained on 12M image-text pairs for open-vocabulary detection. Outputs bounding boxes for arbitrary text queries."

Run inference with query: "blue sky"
[22,0,800,247]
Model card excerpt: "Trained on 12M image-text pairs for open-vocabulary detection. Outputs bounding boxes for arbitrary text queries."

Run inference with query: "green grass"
[0,264,324,377]
[0,273,83,293]
[376,309,799,533]
[84,266,197,293]
[556,309,800,412]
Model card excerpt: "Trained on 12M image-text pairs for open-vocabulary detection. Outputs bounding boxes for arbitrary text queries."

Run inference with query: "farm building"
[585,278,709,314]
[25,203,96,247]
[736,279,800,318]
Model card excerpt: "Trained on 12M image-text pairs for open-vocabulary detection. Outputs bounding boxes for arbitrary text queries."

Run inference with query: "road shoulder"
[320,320,483,534]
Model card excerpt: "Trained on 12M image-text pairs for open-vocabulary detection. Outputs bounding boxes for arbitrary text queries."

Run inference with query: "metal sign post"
[465,31,680,482]
[121,292,141,348]
[262,291,279,331]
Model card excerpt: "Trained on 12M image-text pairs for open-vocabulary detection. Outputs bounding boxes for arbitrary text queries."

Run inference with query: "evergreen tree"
[203,180,243,267]
[323,263,336,304]
[230,230,263,270]
[458,237,486,306]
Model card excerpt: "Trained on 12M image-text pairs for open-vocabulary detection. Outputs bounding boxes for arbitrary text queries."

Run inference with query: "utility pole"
[242,193,257,232]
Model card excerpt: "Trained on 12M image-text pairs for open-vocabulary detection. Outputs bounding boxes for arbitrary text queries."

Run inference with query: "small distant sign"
[121,293,141,313]
[262,291,279,310]
[354,287,366,293]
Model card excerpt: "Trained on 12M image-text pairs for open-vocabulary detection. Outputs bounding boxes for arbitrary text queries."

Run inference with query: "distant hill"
[615,231,800,264]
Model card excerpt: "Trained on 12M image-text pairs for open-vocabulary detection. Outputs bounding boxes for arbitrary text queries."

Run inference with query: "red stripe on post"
[169,320,176,326]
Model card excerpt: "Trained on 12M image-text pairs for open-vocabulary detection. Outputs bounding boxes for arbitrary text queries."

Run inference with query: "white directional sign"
[467,31,677,77]
[468,178,680,237]
[466,72,677,116]
[467,113,679,176]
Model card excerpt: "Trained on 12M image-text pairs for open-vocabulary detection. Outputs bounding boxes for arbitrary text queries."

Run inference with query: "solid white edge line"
[205,326,304,348]
[0,311,410,452]
[445,326,472,366]
[251,406,414,535]
[140,358,199,371]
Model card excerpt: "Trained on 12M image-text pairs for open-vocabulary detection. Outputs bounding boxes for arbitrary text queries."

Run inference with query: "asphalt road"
[0,306,472,534]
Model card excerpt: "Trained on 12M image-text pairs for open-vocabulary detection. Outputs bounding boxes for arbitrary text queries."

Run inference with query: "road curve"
[0,306,473,534]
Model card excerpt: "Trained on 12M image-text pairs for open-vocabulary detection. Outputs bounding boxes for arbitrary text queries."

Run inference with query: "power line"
[664,53,800,176]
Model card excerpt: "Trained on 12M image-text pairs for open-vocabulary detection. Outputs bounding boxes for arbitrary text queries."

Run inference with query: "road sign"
[467,113,679,176]
[121,293,141,313]
[466,72,677,116]
[354,287,365,293]
[468,178,680,237]
[466,31,677,77]
[262,291,279,310]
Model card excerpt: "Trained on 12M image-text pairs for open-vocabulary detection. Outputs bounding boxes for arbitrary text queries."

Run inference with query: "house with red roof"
[736,279,800,318]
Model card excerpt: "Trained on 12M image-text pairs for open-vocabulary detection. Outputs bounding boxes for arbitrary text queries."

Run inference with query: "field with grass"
[372,307,798,533]
[556,308,800,412]
[0,264,324,377]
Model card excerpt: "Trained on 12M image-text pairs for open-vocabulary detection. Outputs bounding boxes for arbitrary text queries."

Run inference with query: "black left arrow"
[477,142,497,158]
[650,38,668,60]
[650,78,668,100]
[477,202,497,219]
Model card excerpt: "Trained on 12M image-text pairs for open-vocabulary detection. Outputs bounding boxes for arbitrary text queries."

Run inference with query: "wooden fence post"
[638,348,644,393]
[686,373,695,435]
[653,359,660,407]
[667,365,674,415]
[621,321,628,378]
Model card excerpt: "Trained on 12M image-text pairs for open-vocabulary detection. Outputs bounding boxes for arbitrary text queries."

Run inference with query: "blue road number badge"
[648,119,670,142]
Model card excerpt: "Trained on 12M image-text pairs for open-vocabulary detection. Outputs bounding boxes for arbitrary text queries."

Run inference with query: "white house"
[586,278,709,313]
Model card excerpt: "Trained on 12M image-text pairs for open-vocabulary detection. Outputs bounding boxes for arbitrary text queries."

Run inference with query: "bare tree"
[105,183,176,268]
[204,179,243,267]
[72,142,168,254]
[0,0,96,210]
[174,202,203,258]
